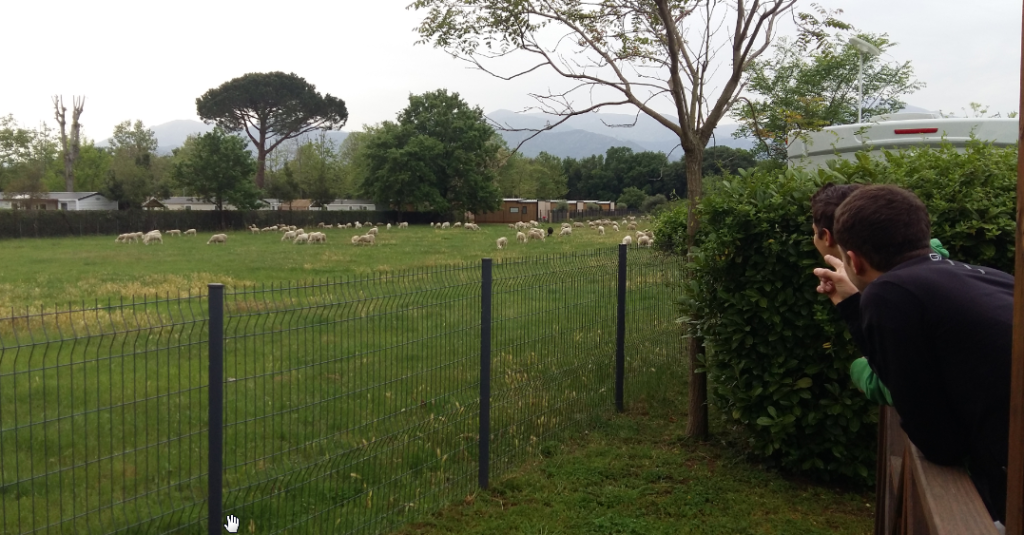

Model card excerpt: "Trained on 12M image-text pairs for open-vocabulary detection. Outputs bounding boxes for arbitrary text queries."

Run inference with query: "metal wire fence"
[0,246,683,535]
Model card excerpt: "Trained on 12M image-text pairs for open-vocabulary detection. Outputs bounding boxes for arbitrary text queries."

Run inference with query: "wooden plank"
[877,406,890,535]
[907,443,999,535]
[1008,3,1024,531]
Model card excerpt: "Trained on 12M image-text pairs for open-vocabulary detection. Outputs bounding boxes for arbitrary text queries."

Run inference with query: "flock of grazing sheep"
[109,216,654,250]
[494,216,655,250]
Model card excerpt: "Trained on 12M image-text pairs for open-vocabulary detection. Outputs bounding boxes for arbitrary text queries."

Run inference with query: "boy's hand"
[813,254,859,305]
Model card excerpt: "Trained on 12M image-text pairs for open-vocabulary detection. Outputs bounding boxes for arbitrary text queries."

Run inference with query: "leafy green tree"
[110,120,158,157]
[617,187,647,212]
[641,193,668,213]
[733,33,924,160]
[170,128,261,211]
[73,141,113,192]
[266,163,300,209]
[532,152,568,199]
[196,72,348,189]
[496,151,568,200]
[360,89,501,217]
[336,132,370,198]
[101,120,161,207]
[292,132,341,209]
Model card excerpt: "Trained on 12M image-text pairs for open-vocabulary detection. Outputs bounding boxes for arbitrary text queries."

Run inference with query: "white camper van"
[787,112,1018,168]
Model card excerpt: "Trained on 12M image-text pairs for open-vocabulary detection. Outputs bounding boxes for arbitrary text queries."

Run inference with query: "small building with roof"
[0,192,118,211]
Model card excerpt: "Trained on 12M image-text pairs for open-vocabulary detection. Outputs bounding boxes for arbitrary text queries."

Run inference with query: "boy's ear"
[823,228,837,247]
[845,250,868,276]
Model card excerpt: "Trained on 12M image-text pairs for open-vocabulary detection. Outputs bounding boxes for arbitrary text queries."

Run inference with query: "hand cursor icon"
[224,515,239,533]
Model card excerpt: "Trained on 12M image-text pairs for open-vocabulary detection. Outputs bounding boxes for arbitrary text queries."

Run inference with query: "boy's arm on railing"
[904,441,999,535]
[876,406,999,535]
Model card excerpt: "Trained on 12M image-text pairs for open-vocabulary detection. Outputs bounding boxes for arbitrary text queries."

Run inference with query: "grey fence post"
[479,258,493,490]
[207,284,225,535]
[616,244,627,412]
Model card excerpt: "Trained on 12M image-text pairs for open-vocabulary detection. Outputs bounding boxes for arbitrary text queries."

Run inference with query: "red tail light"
[894,128,939,134]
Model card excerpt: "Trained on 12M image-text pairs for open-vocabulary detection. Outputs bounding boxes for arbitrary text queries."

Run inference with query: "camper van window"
[510,207,519,213]
[522,206,528,215]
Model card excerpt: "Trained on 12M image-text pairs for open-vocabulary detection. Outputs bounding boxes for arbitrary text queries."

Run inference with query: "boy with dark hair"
[814,184,1012,522]
[811,183,951,405]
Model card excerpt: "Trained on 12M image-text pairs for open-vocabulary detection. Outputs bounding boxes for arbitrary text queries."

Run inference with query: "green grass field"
[0,224,874,535]
[0,223,635,312]
[1,223,684,534]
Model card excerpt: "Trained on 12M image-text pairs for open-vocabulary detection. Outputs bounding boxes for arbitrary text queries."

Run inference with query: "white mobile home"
[0,192,118,211]
[787,113,1018,168]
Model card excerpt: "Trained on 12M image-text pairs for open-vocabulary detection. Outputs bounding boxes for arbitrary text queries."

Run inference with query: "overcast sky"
[2,0,1020,141]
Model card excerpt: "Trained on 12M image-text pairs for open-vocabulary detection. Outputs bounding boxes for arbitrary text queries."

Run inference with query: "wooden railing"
[875,406,999,534]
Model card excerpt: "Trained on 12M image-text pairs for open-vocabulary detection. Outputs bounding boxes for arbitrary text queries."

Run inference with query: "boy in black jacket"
[813,184,1012,522]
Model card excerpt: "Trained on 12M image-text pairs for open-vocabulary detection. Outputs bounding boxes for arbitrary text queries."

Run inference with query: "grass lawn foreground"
[398,391,875,535]
[0,223,875,534]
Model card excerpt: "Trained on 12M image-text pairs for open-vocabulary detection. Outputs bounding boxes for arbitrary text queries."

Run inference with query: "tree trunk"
[63,157,74,192]
[255,150,267,190]
[683,145,709,440]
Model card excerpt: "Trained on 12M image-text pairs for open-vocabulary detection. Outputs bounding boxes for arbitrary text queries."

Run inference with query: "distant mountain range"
[487,109,754,159]
[99,104,940,161]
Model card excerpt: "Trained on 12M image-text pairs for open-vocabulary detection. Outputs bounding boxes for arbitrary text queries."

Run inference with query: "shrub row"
[655,141,1018,485]
[0,210,441,240]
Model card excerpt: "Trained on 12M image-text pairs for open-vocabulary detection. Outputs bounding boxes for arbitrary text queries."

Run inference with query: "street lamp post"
[849,36,882,124]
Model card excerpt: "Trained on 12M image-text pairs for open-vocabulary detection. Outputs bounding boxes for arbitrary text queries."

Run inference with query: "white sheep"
[627,223,637,230]
[573,222,584,228]
[529,228,546,241]
[317,222,325,228]
[293,234,309,244]
[295,229,306,235]
[441,222,450,229]
[621,235,633,245]
[496,237,508,250]
[281,231,296,242]
[143,231,163,245]
[516,231,527,243]
[367,227,378,236]
[612,224,619,232]
[249,227,260,234]
[638,235,651,247]
[559,227,572,237]
[386,223,392,230]
[399,222,408,228]
[453,222,463,228]
[166,229,182,237]
[353,234,375,245]
[598,226,605,235]
[354,222,363,229]
[207,234,227,244]
[184,229,197,237]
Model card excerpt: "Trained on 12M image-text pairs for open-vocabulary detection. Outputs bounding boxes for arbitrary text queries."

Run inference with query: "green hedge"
[655,141,1018,485]
[0,210,439,240]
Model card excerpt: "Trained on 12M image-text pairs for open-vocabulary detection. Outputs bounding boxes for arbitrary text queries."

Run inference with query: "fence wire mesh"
[0,247,683,535]
[220,267,482,534]
[0,294,210,535]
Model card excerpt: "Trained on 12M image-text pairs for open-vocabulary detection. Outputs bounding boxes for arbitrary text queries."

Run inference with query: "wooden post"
[1006,3,1024,532]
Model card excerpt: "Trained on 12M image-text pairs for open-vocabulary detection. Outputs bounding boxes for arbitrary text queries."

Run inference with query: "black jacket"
[835,253,1012,521]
